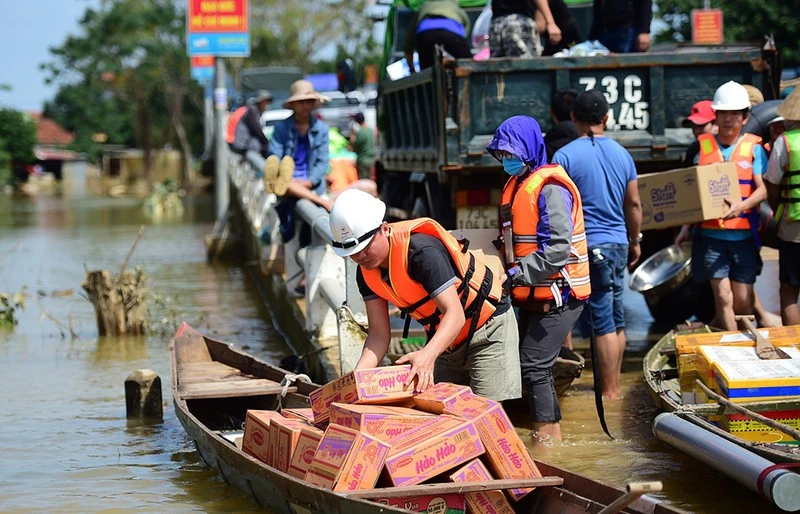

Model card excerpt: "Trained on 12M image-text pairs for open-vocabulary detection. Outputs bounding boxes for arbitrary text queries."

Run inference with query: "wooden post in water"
[125,369,163,420]
[82,226,148,336]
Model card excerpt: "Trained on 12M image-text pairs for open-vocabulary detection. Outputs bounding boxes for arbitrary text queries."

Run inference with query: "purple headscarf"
[486,115,548,170]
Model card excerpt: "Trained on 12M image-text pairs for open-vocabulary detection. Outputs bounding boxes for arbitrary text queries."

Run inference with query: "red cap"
[683,100,716,126]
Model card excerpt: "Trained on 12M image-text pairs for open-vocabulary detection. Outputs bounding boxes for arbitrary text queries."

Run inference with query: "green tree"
[655,1,799,67]
[42,0,202,182]
[0,109,36,186]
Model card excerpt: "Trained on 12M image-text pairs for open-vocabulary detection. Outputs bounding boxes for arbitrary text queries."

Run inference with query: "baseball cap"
[572,90,610,124]
[351,112,365,123]
[683,100,715,127]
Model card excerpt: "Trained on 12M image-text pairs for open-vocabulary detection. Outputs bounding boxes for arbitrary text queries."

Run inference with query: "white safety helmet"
[329,189,387,257]
[711,81,751,112]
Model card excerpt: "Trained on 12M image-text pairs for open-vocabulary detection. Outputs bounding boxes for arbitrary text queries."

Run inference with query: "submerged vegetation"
[0,290,26,326]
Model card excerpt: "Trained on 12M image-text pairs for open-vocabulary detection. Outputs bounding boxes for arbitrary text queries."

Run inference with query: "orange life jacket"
[225,106,247,145]
[361,218,503,350]
[698,133,761,231]
[499,164,591,307]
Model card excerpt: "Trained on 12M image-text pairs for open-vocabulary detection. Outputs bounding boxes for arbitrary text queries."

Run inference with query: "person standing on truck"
[486,115,589,447]
[764,89,800,325]
[328,189,522,402]
[552,90,642,400]
[403,0,472,72]
[674,81,768,331]
[489,0,562,58]
[228,90,272,158]
[539,0,582,56]
[588,0,651,53]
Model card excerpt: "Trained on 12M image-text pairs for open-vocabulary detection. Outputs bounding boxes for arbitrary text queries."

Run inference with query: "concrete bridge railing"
[227,150,367,375]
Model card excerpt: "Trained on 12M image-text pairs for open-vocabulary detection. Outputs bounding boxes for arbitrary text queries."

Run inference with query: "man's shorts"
[691,234,762,285]
[779,239,800,287]
[585,244,627,336]
[434,308,521,402]
[489,14,543,58]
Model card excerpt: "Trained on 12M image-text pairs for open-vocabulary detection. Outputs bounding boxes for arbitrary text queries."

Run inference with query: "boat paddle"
[588,308,613,439]
[736,315,791,360]
[596,481,663,514]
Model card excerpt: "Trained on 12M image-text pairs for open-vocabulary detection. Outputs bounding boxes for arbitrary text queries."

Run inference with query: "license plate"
[456,206,498,230]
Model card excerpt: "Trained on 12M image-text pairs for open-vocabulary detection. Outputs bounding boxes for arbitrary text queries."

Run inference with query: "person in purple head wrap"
[487,115,590,449]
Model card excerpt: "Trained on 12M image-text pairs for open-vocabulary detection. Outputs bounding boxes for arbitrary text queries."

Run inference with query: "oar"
[695,379,800,442]
[588,308,613,439]
[596,481,663,514]
[736,315,791,360]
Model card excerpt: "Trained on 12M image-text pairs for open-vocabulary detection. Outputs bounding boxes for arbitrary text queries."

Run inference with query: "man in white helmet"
[675,81,768,330]
[329,189,521,401]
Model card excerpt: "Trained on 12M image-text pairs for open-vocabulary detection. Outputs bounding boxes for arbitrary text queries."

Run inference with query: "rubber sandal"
[273,156,295,196]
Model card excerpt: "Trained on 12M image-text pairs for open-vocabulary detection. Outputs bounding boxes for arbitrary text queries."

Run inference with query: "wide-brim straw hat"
[282,79,330,109]
[777,88,800,122]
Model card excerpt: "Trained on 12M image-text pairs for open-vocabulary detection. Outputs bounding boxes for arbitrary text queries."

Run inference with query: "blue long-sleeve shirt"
[268,116,330,195]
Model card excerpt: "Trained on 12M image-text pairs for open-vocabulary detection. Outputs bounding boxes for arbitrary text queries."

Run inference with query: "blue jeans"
[585,244,628,336]
[596,27,637,53]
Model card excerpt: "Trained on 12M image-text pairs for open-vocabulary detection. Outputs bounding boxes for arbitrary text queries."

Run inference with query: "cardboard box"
[281,407,316,425]
[287,426,324,479]
[720,409,800,444]
[450,459,515,514]
[329,403,435,442]
[414,383,473,414]
[272,418,307,473]
[384,420,485,487]
[387,415,466,456]
[444,393,541,501]
[714,358,800,402]
[241,410,285,464]
[304,424,390,491]
[309,365,415,423]
[638,162,740,230]
[370,493,466,514]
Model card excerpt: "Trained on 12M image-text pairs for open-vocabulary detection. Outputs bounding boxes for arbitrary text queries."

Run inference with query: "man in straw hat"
[228,89,272,157]
[765,88,800,325]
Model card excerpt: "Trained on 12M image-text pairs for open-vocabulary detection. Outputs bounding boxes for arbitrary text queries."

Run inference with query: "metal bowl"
[629,242,692,300]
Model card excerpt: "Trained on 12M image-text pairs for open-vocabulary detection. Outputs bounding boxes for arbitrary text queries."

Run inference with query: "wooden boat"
[171,323,682,514]
[643,327,800,464]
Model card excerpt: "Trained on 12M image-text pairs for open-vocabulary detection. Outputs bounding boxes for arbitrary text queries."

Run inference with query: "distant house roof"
[28,112,75,146]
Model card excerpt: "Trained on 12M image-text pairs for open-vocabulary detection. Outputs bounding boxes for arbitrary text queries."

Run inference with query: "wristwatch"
[629,232,643,245]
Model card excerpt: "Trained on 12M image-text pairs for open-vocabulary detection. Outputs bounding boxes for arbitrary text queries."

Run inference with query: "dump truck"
[375,2,780,323]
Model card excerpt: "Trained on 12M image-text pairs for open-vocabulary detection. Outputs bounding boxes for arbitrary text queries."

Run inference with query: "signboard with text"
[187,0,250,57]
[191,56,215,83]
[691,9,723,45]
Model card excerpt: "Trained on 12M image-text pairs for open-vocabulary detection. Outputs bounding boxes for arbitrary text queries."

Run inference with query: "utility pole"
[214,59,228,221]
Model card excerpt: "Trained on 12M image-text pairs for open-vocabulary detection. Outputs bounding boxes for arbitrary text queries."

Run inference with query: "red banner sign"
[191,56,215,68]
[691,9,723,45]
[188,0,248,34]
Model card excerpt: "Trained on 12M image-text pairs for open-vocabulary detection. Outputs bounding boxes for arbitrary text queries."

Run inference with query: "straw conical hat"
[777,88,800,122]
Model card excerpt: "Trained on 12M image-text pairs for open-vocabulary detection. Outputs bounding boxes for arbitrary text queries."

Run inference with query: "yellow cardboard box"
[638,162,740,230]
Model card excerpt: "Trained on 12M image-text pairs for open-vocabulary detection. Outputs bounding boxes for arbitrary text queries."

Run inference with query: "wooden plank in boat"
[179,379,295,399]
[178,362,250,384]
[347,477,564,499]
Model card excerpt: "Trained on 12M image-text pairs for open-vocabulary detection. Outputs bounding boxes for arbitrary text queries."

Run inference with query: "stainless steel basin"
[629,242,692,300]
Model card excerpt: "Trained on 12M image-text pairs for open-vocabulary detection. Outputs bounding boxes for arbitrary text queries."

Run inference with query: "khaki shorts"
[434,308,522,402]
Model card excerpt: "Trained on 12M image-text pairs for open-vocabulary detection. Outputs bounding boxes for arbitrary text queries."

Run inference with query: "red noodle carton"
[287,425,324,479]
[281,407,316,424]
[384,419,485,487]
[370,493,466,513]
[450,459,515,514]
[304,424,390,491]
[241,410,285,464]
[387,415,465,456]
[413,382,473,414]
[329,403,435,442]
[444,391,541,501]
[309,365,414,423]
[272,417,307,473]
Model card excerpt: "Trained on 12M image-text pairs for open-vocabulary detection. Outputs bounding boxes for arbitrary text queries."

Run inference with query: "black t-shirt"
[491,0,535,19]
[356,233,510,315]
[683,140,700,167]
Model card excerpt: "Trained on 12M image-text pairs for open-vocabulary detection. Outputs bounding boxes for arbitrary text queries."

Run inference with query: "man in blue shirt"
[553,90,642,400]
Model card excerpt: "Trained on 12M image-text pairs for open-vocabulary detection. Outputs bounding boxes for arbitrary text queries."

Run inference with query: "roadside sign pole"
[214,59,228,221]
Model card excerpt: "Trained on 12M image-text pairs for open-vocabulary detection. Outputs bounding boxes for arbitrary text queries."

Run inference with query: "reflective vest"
[327,158,358,193]
[777,129,800,223]
[499,164,591,307]
[698,133,761,230]
[361,218,503,349]
[224,106,247,144]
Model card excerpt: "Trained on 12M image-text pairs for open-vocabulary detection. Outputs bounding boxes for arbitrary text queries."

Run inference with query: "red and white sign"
[691,9,723,45]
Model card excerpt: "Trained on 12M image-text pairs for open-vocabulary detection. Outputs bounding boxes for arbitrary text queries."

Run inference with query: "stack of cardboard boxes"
[241,365,542,513]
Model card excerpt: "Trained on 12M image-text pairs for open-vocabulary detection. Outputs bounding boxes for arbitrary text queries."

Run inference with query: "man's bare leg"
[710,277,736,330]
[780,282,800,326]
[531,421,561,450]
